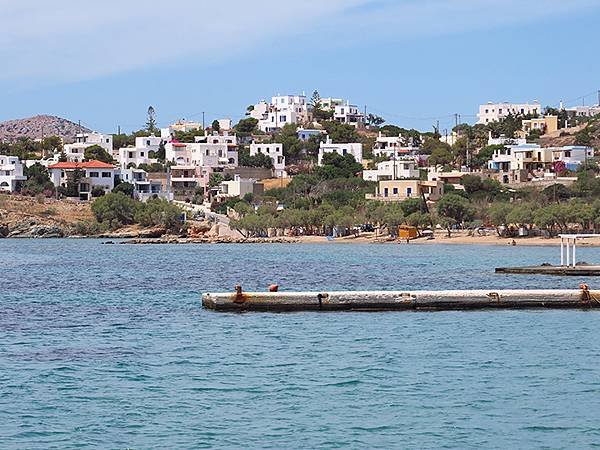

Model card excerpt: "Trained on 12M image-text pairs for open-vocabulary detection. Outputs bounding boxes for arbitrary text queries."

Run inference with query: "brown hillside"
[0,115,91,143]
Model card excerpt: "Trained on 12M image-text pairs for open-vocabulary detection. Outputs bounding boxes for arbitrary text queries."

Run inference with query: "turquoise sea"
[2,239,600,449]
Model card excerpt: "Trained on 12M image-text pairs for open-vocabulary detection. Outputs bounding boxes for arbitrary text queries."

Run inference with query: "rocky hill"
[539,118,600,148]
[0,115,91,143]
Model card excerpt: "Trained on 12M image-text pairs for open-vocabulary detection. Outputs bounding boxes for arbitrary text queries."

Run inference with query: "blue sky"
[1,0,599,133]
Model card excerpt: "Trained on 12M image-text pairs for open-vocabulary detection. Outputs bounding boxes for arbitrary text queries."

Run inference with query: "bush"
[113,182,135,197]
[91,192,138,229]
[134,199,183,233]
[91,187,106,198]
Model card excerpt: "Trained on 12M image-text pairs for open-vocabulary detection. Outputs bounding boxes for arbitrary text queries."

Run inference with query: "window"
[102,172,112,178]
[406,187,412,197]
[89,171,99,177]
[106,139,110,143]
[393,187,398,195]
[499,109,503,114]
[564,151,571,157]
[129,152,134,158]
[384,188,389,197]
[141,152,144,157]
[146,140,151,146]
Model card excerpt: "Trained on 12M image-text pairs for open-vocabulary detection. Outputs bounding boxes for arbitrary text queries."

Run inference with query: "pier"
[202,288,600,312]
[496,234,600,276]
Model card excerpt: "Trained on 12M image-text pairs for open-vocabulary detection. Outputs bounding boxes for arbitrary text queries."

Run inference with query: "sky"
[1,0,599,133]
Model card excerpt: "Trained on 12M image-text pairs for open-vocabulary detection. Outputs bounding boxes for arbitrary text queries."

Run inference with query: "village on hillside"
[1,91,600,241]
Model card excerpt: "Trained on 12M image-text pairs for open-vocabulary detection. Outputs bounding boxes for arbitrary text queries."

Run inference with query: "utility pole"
[202,112,205,130]
[118,125,121,136]
[454,113,459,131]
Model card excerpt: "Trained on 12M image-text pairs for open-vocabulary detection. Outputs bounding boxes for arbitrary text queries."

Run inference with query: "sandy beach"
[297,231,600,247]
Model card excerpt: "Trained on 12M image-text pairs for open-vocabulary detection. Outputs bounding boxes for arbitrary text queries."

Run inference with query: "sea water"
[1,240,600,448]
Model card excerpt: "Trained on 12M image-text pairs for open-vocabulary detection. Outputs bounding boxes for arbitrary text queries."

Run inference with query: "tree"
[156,141,166,161]
[235,117,259,134]
[322,121,360,143]
[274,124,302,159]
[209,173,224,188]
[84,145,113,163]
[316,153,363,179]
[310,90,321,108]
[91,192,138,229]
[135,198,183,233]
[146,106,157,133]
[212,120,220,132]
[21,163,54,196]
[472,145,503,169]
[436,193,475,235]
[367,114,385,127]
[64,168,84,197]
[113,182,135,197]
[428,146,453,166]
[238,148,273,169]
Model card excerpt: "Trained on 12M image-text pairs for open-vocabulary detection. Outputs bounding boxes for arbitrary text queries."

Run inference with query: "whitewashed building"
[372,132,418,158]
[0,156,27,192]
[333,103,364,128]
[63,132,113,162]
[165,142,238,168]
[118,168,173,202]
[363,159,420,182]
[250,143,286,177]
[477,102,541,124]
[251,95,311,132]
[318,137,363,165]
[48,160,116,200]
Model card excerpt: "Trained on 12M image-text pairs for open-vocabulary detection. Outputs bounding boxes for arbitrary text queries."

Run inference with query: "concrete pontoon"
[496,234,600,276]
[202,288,600,312]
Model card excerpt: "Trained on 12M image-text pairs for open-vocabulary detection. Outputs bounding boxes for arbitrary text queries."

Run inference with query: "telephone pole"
[202,112,205,130]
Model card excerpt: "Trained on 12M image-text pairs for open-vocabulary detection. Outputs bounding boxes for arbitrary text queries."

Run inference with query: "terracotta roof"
[48,160,115,169]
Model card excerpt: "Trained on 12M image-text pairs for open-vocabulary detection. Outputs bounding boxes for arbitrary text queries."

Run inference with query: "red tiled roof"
[48,160,115,169]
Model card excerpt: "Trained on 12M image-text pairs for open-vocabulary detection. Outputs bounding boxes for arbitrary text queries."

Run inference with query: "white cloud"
[0,0,597,82]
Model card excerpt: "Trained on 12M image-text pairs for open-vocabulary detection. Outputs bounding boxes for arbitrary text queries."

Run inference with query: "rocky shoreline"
[110,236,301,245]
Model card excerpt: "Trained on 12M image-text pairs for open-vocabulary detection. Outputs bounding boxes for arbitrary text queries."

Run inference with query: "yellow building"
[366,179,444,202]
[519,115,558,138]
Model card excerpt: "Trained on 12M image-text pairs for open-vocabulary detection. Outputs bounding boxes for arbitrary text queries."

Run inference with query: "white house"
[487,135,527,146]
[250,143,286,177]
[565,105,600,118]
[318,137,363,165]
[63,132,113,162]
[195,132,237,147]
[0,156,27,192]
[165,142,238,168]
[213,175,264,200]
[117,147,158,168]
[161,120,203,139]
[333,103,364,128]
[372,132,418,158]
[319,97,344,111]
[477,102,541,124]
[118,168,173,202]
[48,160,116,201]
[549,146,594,170]
[251,95,310,132]
[487,144,594,183]
[363,159,420,182]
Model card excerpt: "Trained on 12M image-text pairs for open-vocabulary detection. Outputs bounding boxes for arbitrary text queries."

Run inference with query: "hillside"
[0,115,91,143]
[539,118,600,148]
